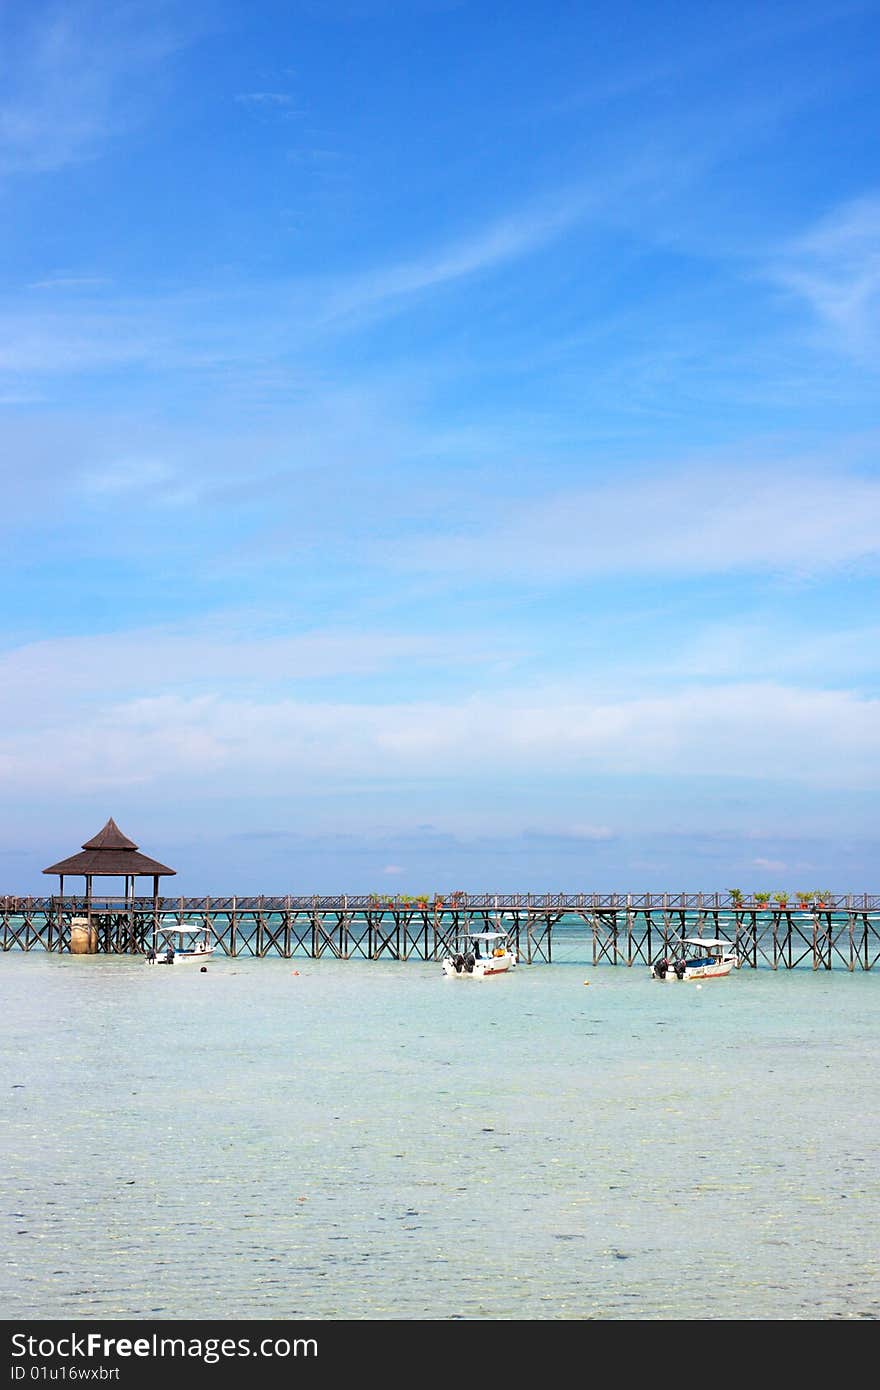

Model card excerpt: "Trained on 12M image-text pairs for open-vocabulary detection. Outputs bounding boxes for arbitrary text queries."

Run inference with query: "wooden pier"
[2,892,880,970]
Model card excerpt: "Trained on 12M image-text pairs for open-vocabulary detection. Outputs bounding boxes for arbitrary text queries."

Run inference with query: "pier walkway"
[2,892,879,970]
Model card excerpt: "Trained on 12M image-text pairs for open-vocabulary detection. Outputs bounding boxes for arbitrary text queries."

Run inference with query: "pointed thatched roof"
[43,818,176,878]
[81,817,138,852]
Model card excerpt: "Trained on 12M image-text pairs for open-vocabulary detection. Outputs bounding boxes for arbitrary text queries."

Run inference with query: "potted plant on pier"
[416,894,429,910]
[755,892,770,909]
[796,891,813,911]
[728,888,744,909]
[773,891,789,909]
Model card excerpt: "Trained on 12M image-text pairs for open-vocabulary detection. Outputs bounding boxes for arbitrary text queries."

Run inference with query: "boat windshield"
[460,932,509,960]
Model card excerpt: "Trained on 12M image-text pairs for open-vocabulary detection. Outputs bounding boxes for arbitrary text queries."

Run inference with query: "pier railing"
[2,893,879,969]
[3,892,880,911]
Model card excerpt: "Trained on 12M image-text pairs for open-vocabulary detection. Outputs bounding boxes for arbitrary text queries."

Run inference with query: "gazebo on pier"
[43,817,175,908]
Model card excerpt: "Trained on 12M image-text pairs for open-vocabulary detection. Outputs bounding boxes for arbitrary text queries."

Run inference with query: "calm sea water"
[2,951,878,1320]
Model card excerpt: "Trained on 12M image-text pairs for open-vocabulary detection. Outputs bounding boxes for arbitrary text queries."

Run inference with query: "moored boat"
[442,930,517,978]
[146,925,214,965]
[651,937,738,981]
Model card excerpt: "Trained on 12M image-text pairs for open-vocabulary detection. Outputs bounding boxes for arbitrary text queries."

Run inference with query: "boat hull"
[147,946,215,966]
[652,957,736,980]
[442,951,517,978]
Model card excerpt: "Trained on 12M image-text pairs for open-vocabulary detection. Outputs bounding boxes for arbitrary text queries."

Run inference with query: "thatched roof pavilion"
[43,818,175,900]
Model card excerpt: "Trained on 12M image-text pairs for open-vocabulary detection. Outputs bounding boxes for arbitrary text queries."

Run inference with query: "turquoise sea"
[2,950,878,1320]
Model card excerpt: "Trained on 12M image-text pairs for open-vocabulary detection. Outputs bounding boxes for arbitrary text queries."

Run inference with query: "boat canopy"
[464,931,510,940]
[680,937,733,948]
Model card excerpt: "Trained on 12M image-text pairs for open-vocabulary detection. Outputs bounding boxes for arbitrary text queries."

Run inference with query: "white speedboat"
[651,937,738,981]
[146,926,214,965]
[442,930,517,978]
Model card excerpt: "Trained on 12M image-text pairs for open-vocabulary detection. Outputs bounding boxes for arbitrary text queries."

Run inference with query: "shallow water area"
[2,953,878,1320]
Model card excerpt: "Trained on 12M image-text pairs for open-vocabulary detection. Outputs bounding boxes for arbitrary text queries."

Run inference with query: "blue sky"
[2,0,880,893]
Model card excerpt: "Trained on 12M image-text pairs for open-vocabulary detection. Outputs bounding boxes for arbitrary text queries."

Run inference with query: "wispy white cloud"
[0,308,163,373]
[321,193,596,323]
[565,825,615,841]
[234,91,303,117]
[1,680,878,793]
[0,194,579,383]
[79,457,185,499]
[0,621,506,724]
[668,617,880,681]
[0,1,192,177]
[27,275,111,291]
[769,195,880,359]
[0,388,44,405]
[235,92,296,106]
[390,463,880,580]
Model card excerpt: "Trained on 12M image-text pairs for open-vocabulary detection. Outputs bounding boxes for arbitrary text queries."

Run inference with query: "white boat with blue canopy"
[442,930,517,978]
[651,938,738,981]
[146,925,214,966]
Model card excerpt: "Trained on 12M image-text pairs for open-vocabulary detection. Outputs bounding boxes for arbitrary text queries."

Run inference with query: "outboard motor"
[673,957,687,980]
[654,957,668,980]
[464,952,476,973]
[453,952,465,973]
